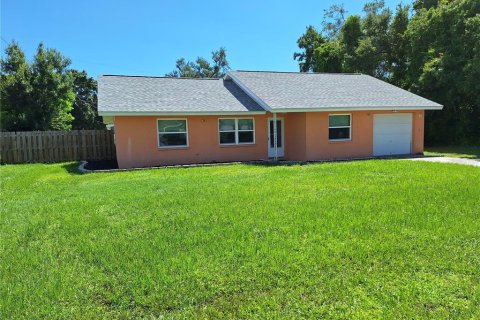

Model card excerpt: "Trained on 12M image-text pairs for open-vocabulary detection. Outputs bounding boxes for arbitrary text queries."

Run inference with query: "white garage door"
[373,114,412,156]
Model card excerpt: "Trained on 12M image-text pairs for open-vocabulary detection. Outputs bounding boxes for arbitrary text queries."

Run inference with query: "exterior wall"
[412,110,425,153]
[284,112,306,160]
[114,115,268,168]
[113,110,425,168]
[283,110,425,161]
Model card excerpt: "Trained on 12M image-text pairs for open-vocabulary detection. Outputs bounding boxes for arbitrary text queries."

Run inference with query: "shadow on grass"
[71,155,434,174]
[61,162,83,175]
[245,154,427,167]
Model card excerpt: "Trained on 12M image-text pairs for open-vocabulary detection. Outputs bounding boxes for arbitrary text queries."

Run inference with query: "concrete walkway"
[407,156,480,167]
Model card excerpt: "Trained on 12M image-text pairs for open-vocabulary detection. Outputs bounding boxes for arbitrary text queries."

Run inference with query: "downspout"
[273,112,278,161]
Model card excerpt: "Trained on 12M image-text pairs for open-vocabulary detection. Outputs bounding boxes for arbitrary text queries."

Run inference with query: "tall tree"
[313,41,343,72]
[340,15,363,72]
[29,43,75,130]
[322,4,347,39]
[69,70,104,130]
[406,0,480,145]
[0,41,32,131]
[166,47,230,78]
[361,0,392,78]
[387,4,410,86]
[1,41,106,131]
[293,26,324,72]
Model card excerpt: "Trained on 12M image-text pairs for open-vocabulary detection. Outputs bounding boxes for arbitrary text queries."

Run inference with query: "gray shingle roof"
[98,75,264,115]
[98,71,442,115]
[227,71,442,110]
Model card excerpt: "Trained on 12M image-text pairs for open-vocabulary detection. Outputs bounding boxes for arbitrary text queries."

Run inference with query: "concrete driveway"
[407,156,480,167]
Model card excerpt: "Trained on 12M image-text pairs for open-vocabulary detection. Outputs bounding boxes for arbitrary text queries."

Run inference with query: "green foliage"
[313,41,343,72]
[341,15,362,55]
[0,42,33,131]
[69,70,104,130]
[353,37,379,75]
[166,47,230,78]
[405,0,480,145]
[388,4,410,86]
[413,0,440,11]
[293,26,324,72]
[26,43,74,130]
[294,0,480,145]
[1,42,102,131]
[1,161,479,317]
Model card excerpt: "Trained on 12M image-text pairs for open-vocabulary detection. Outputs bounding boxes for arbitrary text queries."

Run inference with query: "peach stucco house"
[98,71,442,169]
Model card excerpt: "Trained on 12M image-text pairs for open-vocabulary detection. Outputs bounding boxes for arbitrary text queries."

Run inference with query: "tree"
[361,0,392,78]
[29,43,75,130]
[340,15,363,72]
[406,0,480,145]
[387,4,410,87]
[69,70,104,130]
[313,41,343,72]
[1,42,75,131]
[166,47,230,78]
[1,41,105,131]
[0,41,32,131]
[412,0,439,11]
[341,15,363,55]
[322,4,347,39]
[294,0,480,145]
[293,26,324,72]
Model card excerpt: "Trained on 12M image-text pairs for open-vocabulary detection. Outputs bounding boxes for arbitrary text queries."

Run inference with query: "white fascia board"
[98,111,267,116]
[226,71,272,112]
[271,105,443,113]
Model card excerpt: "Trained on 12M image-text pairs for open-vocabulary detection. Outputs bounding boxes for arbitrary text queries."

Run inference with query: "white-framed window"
[157,119,188,148]
[329,114,351,141]
[219,118,255,145]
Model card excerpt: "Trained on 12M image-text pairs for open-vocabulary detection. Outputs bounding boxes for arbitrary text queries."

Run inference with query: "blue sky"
[2,0,401,78]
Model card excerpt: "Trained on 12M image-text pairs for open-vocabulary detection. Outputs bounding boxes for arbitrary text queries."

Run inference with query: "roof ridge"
[232,70,363,75]
[99,74,221,80]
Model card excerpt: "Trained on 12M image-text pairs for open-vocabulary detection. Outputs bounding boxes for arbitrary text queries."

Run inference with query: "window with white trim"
[158,119,188,147]
[329,114,351,141]
[219,118,255,145]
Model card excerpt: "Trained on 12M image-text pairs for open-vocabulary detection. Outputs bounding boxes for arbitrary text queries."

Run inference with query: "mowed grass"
[424,145,480,159]
[1,160,479,319]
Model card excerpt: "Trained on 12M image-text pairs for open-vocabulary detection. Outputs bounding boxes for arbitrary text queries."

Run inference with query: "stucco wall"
[114,115,269,168]
[283,110,424,161]
[284,112,307,160]
[113,110,425,168]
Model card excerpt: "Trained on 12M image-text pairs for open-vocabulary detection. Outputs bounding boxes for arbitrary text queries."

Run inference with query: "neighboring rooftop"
[227,71,443,110]
[98,75,264,115]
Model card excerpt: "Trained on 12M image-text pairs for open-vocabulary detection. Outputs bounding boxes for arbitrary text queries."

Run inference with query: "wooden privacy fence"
[0,130,116,164]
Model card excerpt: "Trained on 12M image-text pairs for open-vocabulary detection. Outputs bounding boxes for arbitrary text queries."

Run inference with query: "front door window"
[268,118,284,157]
[269,120,282,148]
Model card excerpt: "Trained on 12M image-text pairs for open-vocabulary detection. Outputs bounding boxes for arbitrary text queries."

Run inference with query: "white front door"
[268,118,284,157]
[373,114,412,156]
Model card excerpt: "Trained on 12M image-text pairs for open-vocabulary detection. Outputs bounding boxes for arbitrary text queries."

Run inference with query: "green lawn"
[424,146,480,159]
[1,161,479,319]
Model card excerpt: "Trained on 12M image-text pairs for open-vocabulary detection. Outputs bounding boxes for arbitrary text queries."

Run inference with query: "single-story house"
[98,71,442,169]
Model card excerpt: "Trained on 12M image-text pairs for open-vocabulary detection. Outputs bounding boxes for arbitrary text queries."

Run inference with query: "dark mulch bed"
[84,160,118,171]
